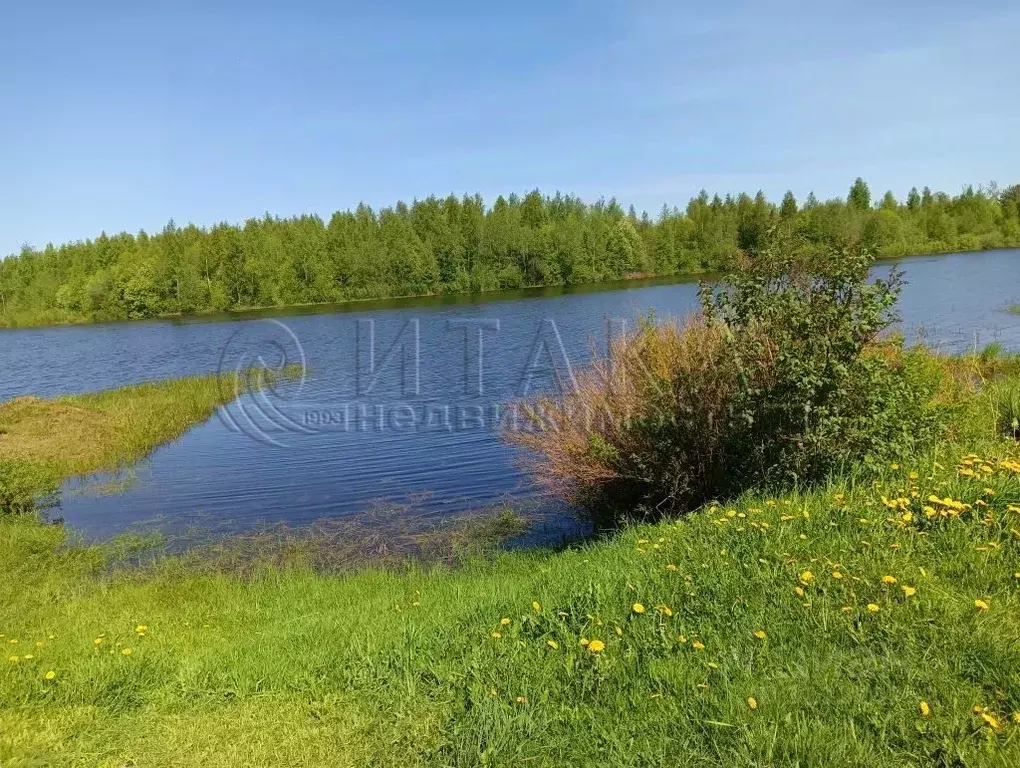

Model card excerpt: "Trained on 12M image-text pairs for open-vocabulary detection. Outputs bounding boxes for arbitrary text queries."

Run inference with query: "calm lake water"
[2,248,1019,542]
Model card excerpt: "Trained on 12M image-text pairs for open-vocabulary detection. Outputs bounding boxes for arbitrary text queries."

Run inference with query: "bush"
[509,238,946,521]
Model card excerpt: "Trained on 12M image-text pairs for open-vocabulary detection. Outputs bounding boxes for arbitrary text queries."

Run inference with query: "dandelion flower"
[747,696,758,710]
[867,603,880,614]
[832,571,843,579]
[980,712,1001,729]
[546,640,558,650]
[135,625,148,635]
[93,638,104,646]
[491,632,502,639]
[692,640,705,650]
[7,639,17,645]
[753,630,767,640]
[121,648,132,656]
[902,586,917,597]
[975,600,990,612]
[840,606,853,614]
[587,639,605,653]
[882,575,897,585]
[919,701,931,717]
[516,696,528,704]
[799,571,815,585]
[500,617,511,626]
[665,564,678,572]
[656,605,673,617]
[44,670,56,681]
[632,603,646,615]
[793,587,805,598]
[22,654,33,660]
[532,601,541,613]
[6,656,17,663]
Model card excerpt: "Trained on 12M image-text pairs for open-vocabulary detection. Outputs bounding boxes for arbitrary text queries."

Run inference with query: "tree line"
[1,178,1018,327]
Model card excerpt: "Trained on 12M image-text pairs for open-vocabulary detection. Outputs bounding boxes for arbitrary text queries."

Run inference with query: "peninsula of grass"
[0,352,1019,766]
[0,367,300,511]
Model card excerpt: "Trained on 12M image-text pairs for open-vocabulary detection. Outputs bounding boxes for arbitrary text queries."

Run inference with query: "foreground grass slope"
[3,378,1020,766]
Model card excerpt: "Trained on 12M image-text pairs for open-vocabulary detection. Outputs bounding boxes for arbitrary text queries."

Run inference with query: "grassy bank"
[0,368,300,511]
[1,358,1020,765]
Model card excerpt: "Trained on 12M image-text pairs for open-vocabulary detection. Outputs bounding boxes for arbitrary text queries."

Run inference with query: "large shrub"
[509,238,944,520]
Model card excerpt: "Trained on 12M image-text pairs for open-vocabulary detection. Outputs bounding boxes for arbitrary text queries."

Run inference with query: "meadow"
[1,351,1020,766]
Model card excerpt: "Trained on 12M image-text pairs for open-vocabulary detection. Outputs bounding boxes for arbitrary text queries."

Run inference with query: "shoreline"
[2,243,1017,333]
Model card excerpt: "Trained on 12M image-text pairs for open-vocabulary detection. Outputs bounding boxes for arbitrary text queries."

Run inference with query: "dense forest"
[1,178,1019,328]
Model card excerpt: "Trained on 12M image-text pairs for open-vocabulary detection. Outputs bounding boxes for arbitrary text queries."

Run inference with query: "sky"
[3,0,1019,257]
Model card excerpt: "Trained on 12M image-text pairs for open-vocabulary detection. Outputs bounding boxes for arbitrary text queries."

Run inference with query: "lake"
[2,248,1019,542]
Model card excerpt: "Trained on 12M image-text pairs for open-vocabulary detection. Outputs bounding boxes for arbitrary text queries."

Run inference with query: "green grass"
[3,367,1020,765]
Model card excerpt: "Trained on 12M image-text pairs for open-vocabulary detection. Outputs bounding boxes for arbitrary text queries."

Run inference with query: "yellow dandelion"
[532,601,541,613]
[500,617,511,627]
[902,585,917,597]
[692,640,705,650]
[93,638,104,646]
[22,654,34,660]
[882,575,897,585]
[840,606,853,614]
[135,625,148,634]
[656,605,673,617]
[7,639,17,645]
[6,656,17,663]
[44,670,56,681]
[632,603,646,614]
[121,648,132,656]
[588,639,606,653]
[975,599,990,612]
[799,571,815,585]
[867,603,880,614]
[832,570,843,579]
[793,586,805,598]
[516,696,528,704]
[546,640,558,650]
[491,632,502,639]
[919,701,931,717]
[665,563,678,572]
[747,696,758,710]
[980,712,1001,729]
[753,630,767,640]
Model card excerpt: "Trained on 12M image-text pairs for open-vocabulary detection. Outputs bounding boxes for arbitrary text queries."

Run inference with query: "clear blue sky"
[3,0,1019,257]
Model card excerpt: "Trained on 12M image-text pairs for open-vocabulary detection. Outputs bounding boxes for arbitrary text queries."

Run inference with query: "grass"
[3,363,1020,765]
